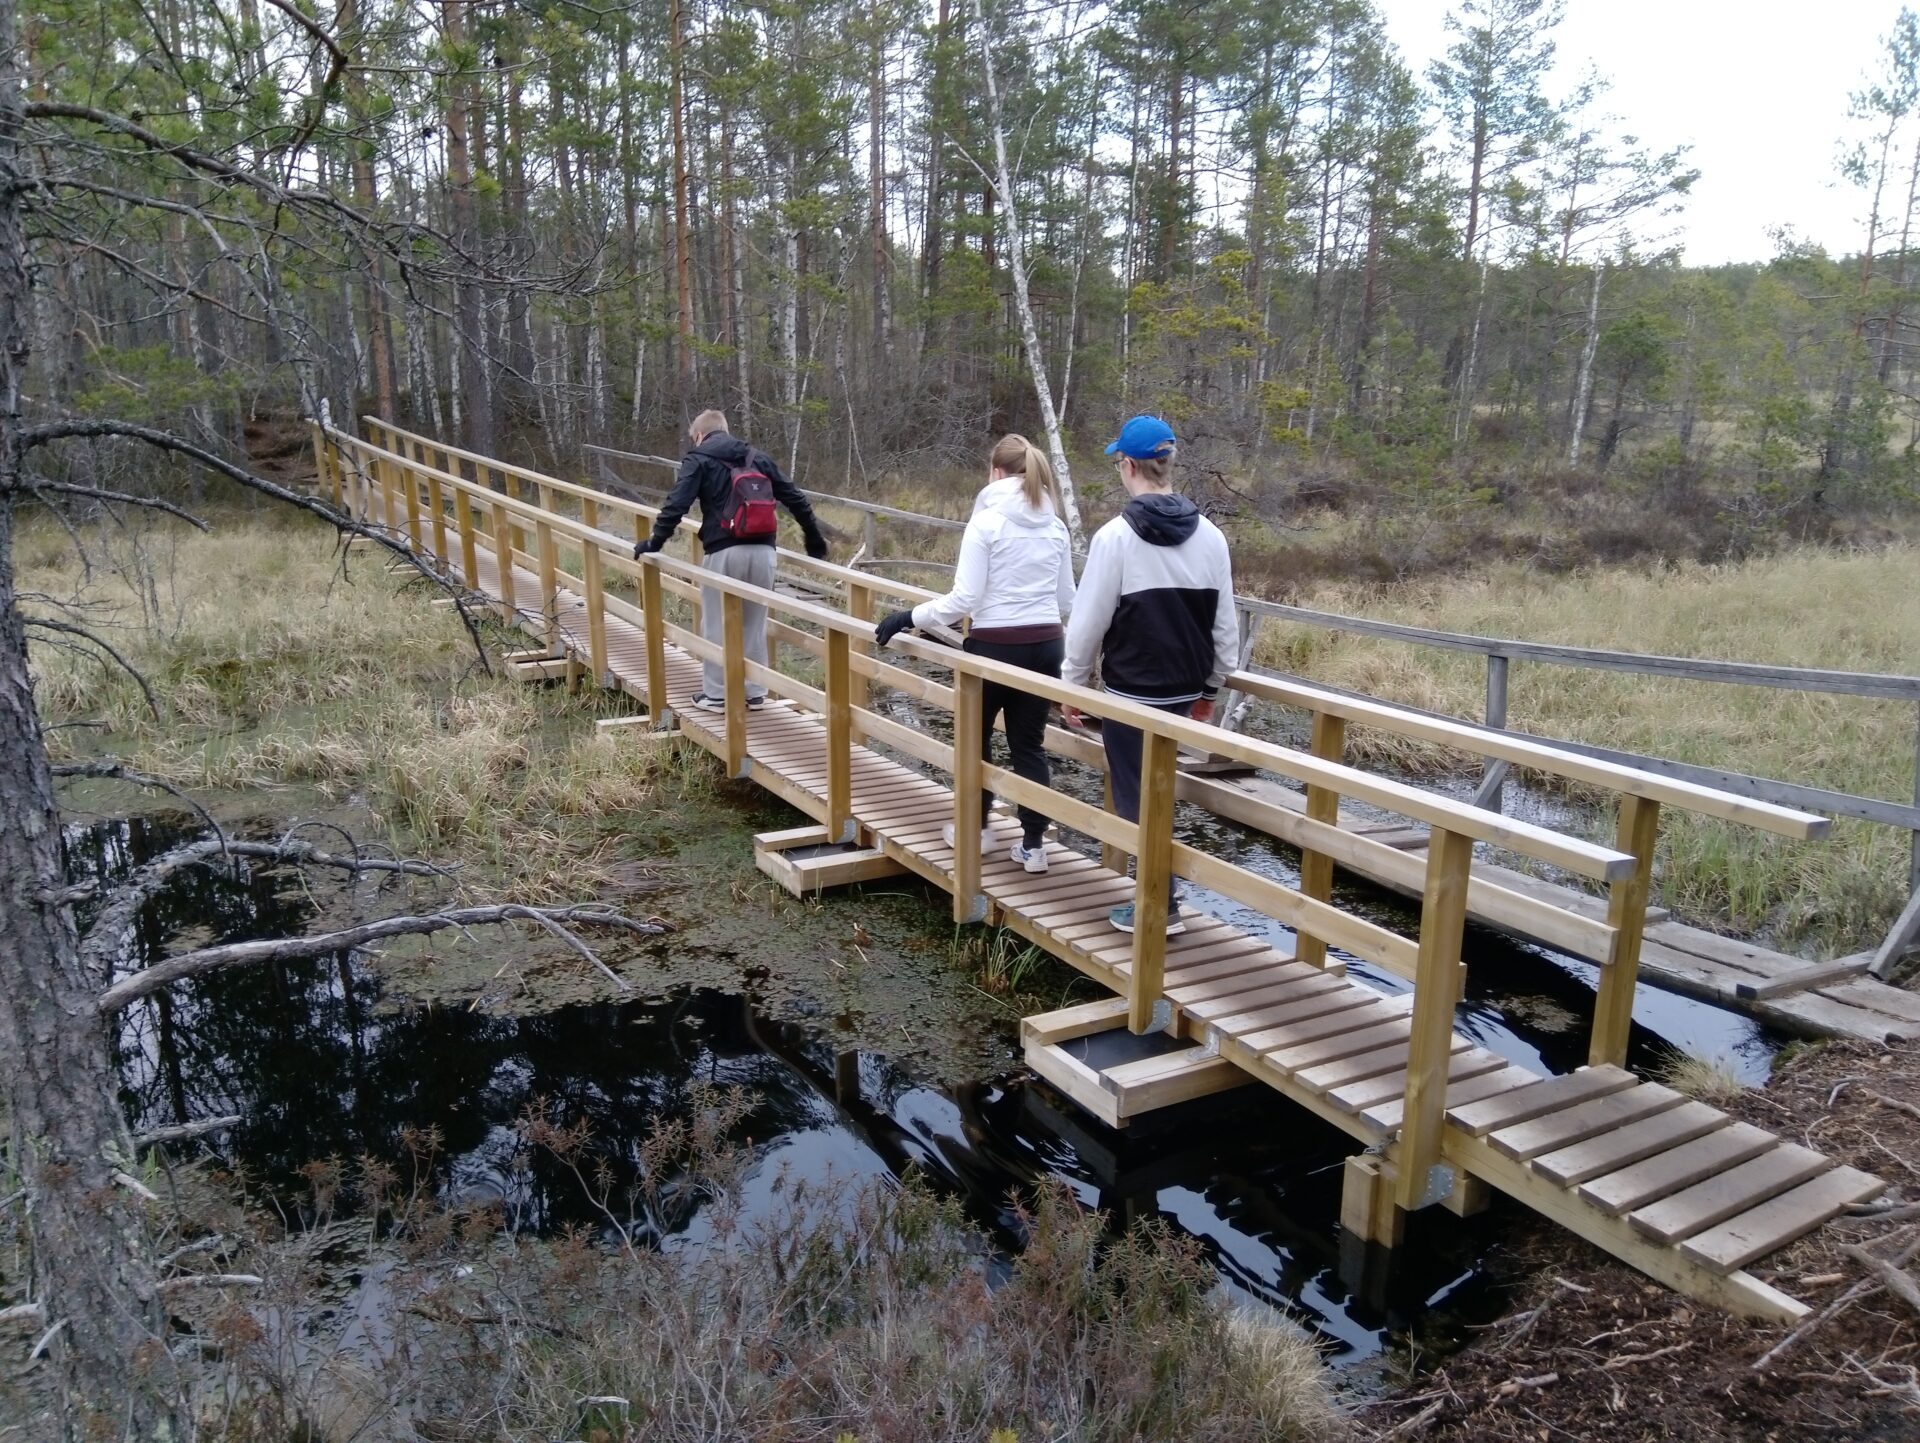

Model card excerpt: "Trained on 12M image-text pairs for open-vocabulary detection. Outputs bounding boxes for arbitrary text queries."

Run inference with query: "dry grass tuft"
[1649,1049,1751,1105]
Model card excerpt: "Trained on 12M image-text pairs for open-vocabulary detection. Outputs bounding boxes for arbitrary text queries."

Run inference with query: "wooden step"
[1629,1145,1831,1245]
[1530,1101,1728,1188]
[1448,1065,1637,1137]
[1488,1082,1686,1163]
[1678,1167,1884,1273]
[1577,1122,1779,1217]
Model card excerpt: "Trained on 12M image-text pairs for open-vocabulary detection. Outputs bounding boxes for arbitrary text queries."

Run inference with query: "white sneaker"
[1010,842,1048,874]
[941,822,995,854]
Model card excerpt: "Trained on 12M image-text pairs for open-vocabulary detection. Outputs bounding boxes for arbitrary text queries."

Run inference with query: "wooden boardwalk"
[317,418,1894,1324]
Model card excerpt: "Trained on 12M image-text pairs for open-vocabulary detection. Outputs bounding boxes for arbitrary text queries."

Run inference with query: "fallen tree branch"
[133,1116,243,1149]
[155,1274,262,1293]
[97,904,666,1014]
[27,616,161,718]
[1843,1243,1920,1318]
[51,758,222,841]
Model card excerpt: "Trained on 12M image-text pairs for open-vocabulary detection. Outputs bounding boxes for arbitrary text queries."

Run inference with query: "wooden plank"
[1629,1145,1832,1244]
[1177,970,1344,1019]
[1296,711,1345,969]
[1590,796,1659,1067]
[1444,1131,1811,1324]
[1448,1065,1637,1137]
[950,671,986,924]
[1365,1064,1539,1132]
[1199,981,1377,1040]
[1329,1048,1507,1116]
[1297,1034,1469,1096]
[1399,826,1475,1210]
[1488,1083,1686,1163]
[1734,957,1874,1001]
[1530,1101,1730,1188]
[1679,1168,1886,1273]
[825,629,853,842]
[1265,1016,1414,1074]
[1021,998,1133,1047]
[1237,995,1409,1055]
[1112,1053,1250,1116]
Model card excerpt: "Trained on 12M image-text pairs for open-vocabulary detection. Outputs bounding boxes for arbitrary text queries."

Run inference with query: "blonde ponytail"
[990,432,1065,517]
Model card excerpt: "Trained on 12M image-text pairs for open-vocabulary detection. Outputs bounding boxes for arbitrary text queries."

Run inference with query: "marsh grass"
[1649,1049,1751,1105]
[1256,548,1920,953]
[23,511,680,901]
[185,1086,1343,1443]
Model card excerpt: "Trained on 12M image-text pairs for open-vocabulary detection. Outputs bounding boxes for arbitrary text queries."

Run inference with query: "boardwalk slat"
[1531,1101,1730,1187]
[1238,996,1408,1055]
[1488,1083,1687,1163]
[1448,1065,1637,1137]
[1264,1016,1415,1073]
[1331,1049,1508,1116]
[1629,1145,1831,1244]
[1678,1168,1885,1273]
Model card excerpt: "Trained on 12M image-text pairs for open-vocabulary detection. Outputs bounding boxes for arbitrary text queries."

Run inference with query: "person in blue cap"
[1063,415,1239,934]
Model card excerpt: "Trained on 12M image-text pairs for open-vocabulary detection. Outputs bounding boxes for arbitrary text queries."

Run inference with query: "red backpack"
[722,461,779,541]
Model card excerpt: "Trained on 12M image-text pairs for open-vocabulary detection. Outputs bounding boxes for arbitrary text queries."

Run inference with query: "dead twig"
[1602,1341,1691,1370]
[1843,1244,1920,1318]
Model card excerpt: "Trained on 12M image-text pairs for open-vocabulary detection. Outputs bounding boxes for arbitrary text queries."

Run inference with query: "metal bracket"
[835,820,859,845]
[1199,1026,1221,1058]
[961,893,989,925]
[1150,998,1174,1033]
[1414,1162,1458,1210]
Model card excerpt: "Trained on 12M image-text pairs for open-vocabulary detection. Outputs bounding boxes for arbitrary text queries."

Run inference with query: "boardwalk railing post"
[827,630,855,842]
[490,499,518,622]
[582,542,609,687]
[1101,773,1126,875]
[376,439,400,534]
[1590,794,1660,1067]
[641,560,670,725]
[722,592,748,778]
[1478,654,1510,812]
[1396,825,1474,1213]
[504,471,527,557]
[1297,710,1348,969]
[425,457,448,562]
[582,495,599,532]
[454,487,479,589]
[846,581,874,715]
[1129,729,1180,1033]
[535,519,561,653]
[952,673,987,923]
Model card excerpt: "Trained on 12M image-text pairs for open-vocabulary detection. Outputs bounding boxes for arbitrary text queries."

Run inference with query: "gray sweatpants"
[700,543,777,700]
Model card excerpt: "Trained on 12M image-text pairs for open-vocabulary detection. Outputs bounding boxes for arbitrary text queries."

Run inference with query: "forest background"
[28,0,1920,580]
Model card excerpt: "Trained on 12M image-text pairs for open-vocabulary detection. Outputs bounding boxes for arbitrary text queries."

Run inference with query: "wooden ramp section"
[315,418,1889,1325]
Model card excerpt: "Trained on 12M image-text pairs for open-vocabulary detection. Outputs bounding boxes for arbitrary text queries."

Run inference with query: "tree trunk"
[1567,262,1604,467]
[440,0,493,453]
[977,5,1083,546]
[869,32,893,374]
[0,15,185,1432]
[339,0,396,423]
[670,0,695,420]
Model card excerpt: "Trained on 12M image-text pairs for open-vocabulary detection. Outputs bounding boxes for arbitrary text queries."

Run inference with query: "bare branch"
[51,758,224,842]
[98,904,668,1014]
[23,478,212,531]
[26,616,161,718]
[132,1116,243,1150]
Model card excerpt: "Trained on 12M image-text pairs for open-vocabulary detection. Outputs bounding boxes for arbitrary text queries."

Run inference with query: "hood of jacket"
[972,474,1060,529]
[1121,491,1199,546]
[693,431,753,468]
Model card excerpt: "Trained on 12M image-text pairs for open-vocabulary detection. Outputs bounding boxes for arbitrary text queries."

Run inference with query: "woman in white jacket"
[874,435,1076,873]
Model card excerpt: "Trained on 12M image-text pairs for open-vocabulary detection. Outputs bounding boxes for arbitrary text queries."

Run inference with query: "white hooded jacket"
[910,476,1076,634]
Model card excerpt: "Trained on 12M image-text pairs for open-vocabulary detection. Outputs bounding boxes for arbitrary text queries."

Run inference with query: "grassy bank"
[1258,546,1920,954]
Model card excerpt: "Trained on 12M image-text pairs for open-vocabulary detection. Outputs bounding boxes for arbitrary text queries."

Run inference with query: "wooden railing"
[313,420,1837,1210]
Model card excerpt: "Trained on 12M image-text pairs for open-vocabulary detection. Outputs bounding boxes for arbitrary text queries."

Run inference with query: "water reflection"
[78,814,1503,1364]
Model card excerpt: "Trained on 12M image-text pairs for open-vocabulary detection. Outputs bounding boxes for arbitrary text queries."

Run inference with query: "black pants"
[1103,698,1195,900]
[965,635,1064,847]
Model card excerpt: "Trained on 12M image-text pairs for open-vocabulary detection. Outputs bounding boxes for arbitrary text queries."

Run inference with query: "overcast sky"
[1372,0,1908,264]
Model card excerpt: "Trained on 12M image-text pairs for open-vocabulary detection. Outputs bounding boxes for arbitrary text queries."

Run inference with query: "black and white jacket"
[1064,494,1239,705]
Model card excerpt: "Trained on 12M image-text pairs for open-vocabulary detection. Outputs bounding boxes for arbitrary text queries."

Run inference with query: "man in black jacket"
[635,409,829,711]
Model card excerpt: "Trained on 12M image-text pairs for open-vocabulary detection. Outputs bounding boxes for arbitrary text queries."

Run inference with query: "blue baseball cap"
[1104,414,1177,459]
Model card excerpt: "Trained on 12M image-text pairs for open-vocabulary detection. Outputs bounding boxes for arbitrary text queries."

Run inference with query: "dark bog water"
[71,807,1774,1369]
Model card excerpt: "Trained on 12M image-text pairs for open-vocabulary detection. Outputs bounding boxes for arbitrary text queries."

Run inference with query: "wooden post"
[826,629,854,842]
[722,592,748,777]
[1129,729,1180,1034]
[1101,772,1126,875]
[454,488,479,590]
[582,542,609,686]
[503,471,527,557]
[310,424,332,507]
[535,519,560,652]
[1482,654,1510,811]
[1396,825,1474,1212]
[377,445,400,534]
[1911,703,1920,892]
[861,511,878,561]
[399,450,424,551]
[425,463,448,563]
[952,672,987,923]
[1297,711,1347,969]
[641,559,669,723]
[846,581,874,712]
[1590,794,1660,1068]
[582,496,599,532]
[490,500,518,622]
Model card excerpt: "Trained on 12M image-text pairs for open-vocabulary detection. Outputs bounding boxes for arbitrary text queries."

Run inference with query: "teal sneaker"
[1108,902,1186,936]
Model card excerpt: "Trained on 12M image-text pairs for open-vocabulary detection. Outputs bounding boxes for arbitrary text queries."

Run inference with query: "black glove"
[804,530,830,561]
[633,537,663,559]
[874,609,915,647]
